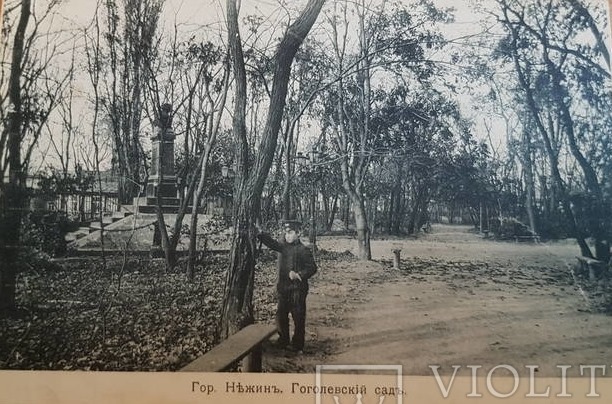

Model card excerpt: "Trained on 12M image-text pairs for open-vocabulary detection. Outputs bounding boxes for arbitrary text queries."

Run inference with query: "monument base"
[135,197,180,214]
[138,176,181,214]
[146,178,178,199]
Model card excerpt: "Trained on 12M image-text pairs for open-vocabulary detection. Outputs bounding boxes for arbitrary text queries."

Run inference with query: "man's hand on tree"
[289,271,302,281]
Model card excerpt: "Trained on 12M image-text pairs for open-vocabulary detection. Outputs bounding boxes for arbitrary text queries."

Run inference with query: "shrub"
[21,211,77,257]
[491,217,535,240]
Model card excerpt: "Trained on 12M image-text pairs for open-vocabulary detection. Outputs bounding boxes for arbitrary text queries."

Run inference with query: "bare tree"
[326,0,378,260]
[218,0,326,339]
[100,0,164,204]
[186,61,230,280]
[143,33,230,273]
[496,0,611,260]
[0,0,71,312]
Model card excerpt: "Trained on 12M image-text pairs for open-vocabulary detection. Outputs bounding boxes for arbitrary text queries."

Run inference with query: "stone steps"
[64,210,133,242]
[64,227,91,242]
[133,196,207,214]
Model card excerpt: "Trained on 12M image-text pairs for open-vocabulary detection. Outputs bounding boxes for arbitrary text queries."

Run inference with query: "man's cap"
[283,220,302,231]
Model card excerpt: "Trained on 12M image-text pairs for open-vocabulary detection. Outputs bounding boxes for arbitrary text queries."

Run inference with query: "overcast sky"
[56,0,489,32]
[19,0,612,171]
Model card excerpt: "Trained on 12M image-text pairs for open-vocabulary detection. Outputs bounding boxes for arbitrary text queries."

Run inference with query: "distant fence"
[32,193,119,222]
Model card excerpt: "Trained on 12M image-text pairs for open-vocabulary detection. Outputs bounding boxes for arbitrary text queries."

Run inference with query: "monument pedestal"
[137,104,181,214]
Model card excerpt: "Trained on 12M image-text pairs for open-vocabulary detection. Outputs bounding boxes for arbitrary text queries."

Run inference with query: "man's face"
[284,228,299,243]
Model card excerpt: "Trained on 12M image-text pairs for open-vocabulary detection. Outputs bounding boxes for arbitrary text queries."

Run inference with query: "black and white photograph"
[1,0,612,400]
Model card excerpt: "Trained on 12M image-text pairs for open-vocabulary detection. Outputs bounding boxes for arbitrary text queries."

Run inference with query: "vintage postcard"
[1,0,611,402]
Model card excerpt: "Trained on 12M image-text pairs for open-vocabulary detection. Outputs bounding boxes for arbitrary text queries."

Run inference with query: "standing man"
[257,220,317,352]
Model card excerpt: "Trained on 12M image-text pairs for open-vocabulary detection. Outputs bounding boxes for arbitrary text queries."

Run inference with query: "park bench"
[575,256,607,281]
[180,323,277,372]
[514,235,540,243]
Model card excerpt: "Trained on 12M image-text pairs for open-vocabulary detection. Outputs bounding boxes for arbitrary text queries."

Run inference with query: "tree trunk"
[522,130,538,236]
[155,207,175,270]
[544,52,608,261]
[0,0,31,313]
[186,64,230,280]
[505,17,592,258]
[309,184,317,246]
[352,195,371,260]
[342,196,350,229]
[187,153,210,281]
[407,186,426,234]
[386,188,394,234]
[415,190,430,231]
[390,164,403,234]
[219,204,259,338]
[325,194,338,232]
[281,120,293,221]
[218,0,325,340]
[369,197,377,236]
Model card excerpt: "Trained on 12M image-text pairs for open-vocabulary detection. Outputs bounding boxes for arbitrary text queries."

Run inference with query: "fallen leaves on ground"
[0,253,278,371]
[0,249,348,371]
[4,246,605,372]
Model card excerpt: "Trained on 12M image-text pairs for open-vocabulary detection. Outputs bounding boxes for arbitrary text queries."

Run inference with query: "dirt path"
[264,224,612,376]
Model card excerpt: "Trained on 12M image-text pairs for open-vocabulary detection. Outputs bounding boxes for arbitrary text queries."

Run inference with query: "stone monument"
[140,103,180,212]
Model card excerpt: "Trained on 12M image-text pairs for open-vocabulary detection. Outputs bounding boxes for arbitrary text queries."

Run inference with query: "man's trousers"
[276,288,307,350]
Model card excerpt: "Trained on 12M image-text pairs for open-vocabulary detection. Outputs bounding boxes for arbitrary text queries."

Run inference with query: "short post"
[392,249,401,270]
